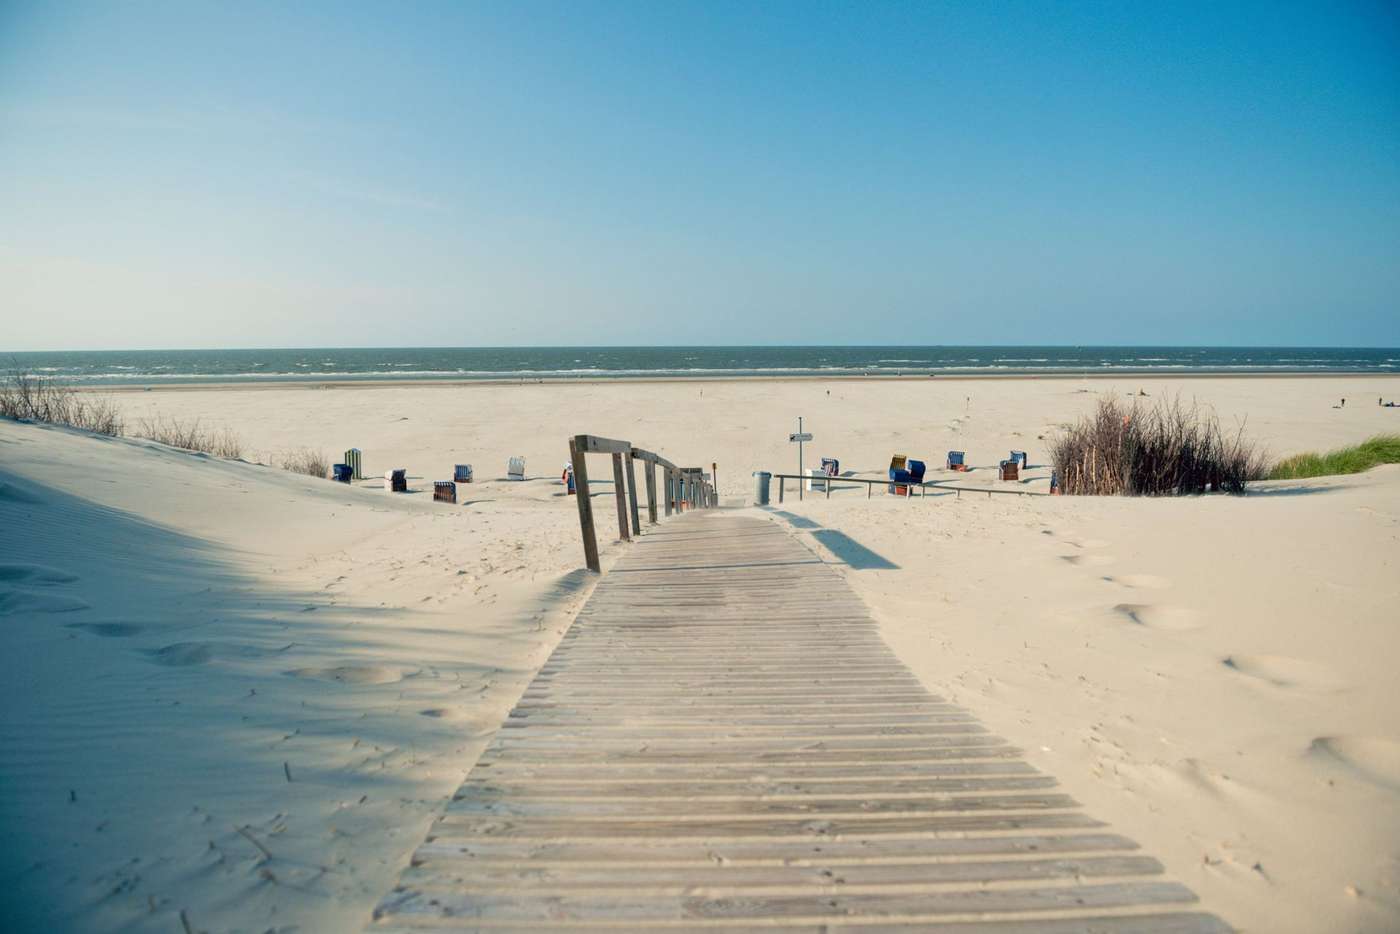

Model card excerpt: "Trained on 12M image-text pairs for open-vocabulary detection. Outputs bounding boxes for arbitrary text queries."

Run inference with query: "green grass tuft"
[1269,434,1400,480]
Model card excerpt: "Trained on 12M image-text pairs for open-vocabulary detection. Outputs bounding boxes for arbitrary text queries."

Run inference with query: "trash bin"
[752,471,772,506]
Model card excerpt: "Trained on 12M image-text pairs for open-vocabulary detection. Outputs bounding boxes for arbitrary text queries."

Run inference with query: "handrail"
[765,472,1050,502]
[569,434,716,572]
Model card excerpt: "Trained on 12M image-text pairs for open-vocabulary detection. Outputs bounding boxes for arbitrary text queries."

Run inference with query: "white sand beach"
[2,375,1398,932]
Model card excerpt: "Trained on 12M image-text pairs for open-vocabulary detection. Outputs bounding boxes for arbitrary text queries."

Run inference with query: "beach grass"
[0,370,124,436]
[135,415,244,459]
[1051,394,1268,495]
[1269,435,1400,480]
[279,447,330,478]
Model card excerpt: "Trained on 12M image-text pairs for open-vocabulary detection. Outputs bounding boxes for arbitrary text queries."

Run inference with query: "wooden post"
[611,452,631,541]
[624,451,641,534]
[645,460,658,524]
[570,436,600,573]
[778,476,784,504]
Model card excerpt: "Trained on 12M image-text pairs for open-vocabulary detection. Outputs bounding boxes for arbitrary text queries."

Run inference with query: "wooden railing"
[767,473,1049,502]
[568,434,716,572]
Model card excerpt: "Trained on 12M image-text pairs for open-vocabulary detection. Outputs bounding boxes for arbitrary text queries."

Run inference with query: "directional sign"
[789,432,813,442]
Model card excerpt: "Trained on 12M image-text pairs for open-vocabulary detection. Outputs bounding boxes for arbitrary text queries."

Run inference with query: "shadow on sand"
[759,507,900,570]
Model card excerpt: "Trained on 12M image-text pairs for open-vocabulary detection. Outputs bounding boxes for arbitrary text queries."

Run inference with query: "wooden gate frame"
[569,435,713,572]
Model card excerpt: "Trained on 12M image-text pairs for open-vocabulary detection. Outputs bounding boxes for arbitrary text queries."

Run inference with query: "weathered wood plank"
[410,832,1141,866]
[452,775,1058,797]
[375,880,1199,923]
[397,855,1166,892]
[429,812,1107,838]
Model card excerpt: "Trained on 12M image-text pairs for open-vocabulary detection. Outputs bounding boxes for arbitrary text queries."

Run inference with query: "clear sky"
[1,1,1397,350]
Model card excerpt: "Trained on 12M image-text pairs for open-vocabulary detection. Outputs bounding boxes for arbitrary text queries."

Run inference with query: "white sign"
[789,432,813,442]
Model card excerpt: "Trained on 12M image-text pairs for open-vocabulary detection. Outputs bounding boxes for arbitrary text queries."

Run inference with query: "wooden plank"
[578,435,631,455]
[611,451,630,542]
[624,450,642,535]
[429,813,1106,838]
[453,775,1058,797]
[567,437,599,573]
[469,759,1042,780]
[374,912,1230,933]
[375,881,1199,923]
[396,855,1166,892]
[644,459,658,524]
[444,793,1079,818]
[410,832,1141,865]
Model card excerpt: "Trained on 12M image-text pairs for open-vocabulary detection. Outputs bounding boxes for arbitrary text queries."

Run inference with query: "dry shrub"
[133,416,244,459]
[0,371,124,436]
[277,447,329,478]
[1050,394,1268,495]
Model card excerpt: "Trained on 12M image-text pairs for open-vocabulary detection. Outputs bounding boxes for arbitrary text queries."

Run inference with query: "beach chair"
[562,463,576,494]
[454,464,473,483]
[384,468,407,492]
[888,454,910,495]
[946,450,966,471]
[908,459,926,491]
[507,456,526,481]
[821,457,839,477]
[331,463,353,483]
[1010,450,1028,471]
[433,481,456,504]
[806,468,826,492]
[343,448,363,480]
[999,459,1019,482]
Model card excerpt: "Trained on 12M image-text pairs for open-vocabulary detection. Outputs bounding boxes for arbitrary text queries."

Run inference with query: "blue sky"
[1,1,1397,350]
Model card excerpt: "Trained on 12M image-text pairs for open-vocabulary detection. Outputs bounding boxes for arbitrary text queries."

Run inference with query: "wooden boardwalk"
[373,512,1226,932]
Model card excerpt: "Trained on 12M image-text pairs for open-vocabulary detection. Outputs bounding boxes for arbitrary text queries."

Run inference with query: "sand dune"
[0,421,595,933]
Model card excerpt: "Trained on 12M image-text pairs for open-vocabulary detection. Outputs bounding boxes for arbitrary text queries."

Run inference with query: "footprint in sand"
[1103,573,1171,590]
[0,587,90,615]
[149,642,292,666]
[1061,554,1115,568]
[1307,736,1400,792]
[419,707,471,720]
[286,665,408,685]
[1114,603,1203,631]
[0,563,80,584]
[1221,654,1345,691]
[67,622,145,638]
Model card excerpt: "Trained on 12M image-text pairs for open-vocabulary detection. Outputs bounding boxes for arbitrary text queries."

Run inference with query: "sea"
[4,346,1397,385]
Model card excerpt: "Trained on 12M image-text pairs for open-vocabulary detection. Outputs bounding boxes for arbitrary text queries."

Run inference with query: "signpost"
[789,417,813,500]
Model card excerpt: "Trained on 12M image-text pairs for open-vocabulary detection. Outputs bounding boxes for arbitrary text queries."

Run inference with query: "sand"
[2,374,1398,932]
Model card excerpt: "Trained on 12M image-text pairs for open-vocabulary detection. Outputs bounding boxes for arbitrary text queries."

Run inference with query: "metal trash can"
[752,471,772,506]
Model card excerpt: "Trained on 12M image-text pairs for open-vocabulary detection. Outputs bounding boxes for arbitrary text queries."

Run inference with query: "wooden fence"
[568,434,716,572]
[767,473,1049,502]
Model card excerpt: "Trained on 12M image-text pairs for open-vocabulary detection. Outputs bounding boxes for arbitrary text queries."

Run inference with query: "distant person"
[1341,397,1346,407]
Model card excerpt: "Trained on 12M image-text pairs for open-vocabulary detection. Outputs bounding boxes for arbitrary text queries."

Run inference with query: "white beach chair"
[507,456,526,481]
